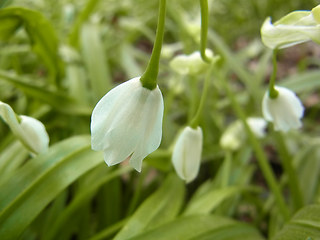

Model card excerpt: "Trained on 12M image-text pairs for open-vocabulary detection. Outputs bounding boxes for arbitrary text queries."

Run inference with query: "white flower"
[172,126,203,183]
[262,86,304,132]
[0,102,49,154]
[247,117,268,138]
[261,5,320,49]
[220,117,267,151]
[169,49,213,75]
[185,16,201,43]
[90,77,164,172]
[161,43,183,59]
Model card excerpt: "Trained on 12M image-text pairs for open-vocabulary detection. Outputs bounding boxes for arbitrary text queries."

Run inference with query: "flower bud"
[172,126,203,183]
[0,102,49,154]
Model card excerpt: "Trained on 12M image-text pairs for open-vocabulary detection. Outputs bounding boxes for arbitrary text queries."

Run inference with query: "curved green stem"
[217,68,290,221]
[200,0,210,62]
[140,0,167,90]
[189,57,219,128]
[268,49,279,99]
[273,131,304,210]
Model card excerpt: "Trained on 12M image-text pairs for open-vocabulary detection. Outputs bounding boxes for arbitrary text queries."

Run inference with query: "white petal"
[0,102,21,134]
[247,117,267,138]
[169,55,190,75]
[19,116,49,153]
[169,49,213,75]
[90,77,164,171]
[261,12,320,49]
[0,102,49,154]
[91,77,141,151]
[262,92,273,121]
[262,86,304,132]
[172,126,203,183]
[219,121,243,151]
[129,85,164,171]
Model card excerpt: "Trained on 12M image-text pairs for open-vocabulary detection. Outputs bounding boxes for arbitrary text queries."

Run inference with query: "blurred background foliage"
[0,0,320,239]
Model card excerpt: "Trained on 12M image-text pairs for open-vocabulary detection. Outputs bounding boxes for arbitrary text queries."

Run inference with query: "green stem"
[273,131,304,210]
[200,0,210,62]
[221,151,232,188]
[188,76,199,122]
[140,0,167,90]
[268,49,279,98]
[218,69,290,221]
[126,169,147,215]
[189,57,218,128]
[68,0,101,48]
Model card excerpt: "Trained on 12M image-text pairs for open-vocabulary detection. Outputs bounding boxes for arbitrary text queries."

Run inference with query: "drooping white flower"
[172,126,203,183]
[0,102,49,154]
[261,5,320,49]
[220,117,267,151]
[90,77,164,172]
[262,86,304,132]
[169,49,213,75]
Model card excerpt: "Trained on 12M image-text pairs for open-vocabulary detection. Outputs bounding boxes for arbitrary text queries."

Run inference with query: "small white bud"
[172,126,203,183]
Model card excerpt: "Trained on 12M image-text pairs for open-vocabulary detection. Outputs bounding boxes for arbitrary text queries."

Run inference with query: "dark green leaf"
[0,135,103,240]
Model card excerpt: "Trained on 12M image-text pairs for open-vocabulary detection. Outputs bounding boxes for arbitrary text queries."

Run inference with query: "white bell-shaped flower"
[172,126,203,183]
[90,77,164,172]
[0,102,49,154]
[262,86,304,132]
[220,117,267,151]
[261,5,320,49]
[169,49,213,75]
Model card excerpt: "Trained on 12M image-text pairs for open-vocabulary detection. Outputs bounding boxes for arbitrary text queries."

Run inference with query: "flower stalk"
[268,49,279,99]
[200,0,210,62]
[140,0,167,90]
[273,131,304,210]
[189,57,218,128]
[217,69,290,221]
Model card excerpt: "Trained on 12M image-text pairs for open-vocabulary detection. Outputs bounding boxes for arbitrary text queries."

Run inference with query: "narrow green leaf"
[46,166,132,240]
[190,222,265,240]
[281,70,320,93]
[114,175,185,240]
[0,70,92,115]
[128,215,264,240]
[68,0,101,47]
[120,43,143,78]
[0,7,63,84]
[0,135,103,240]
[272,204,320,240]
[297,147,320,204]
[183,186,248,215]
[0,140,28,182]
[81,23,112,101]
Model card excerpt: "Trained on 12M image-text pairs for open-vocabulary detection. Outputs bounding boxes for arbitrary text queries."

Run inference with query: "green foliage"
[0,0,319,239]
[272,204,320,240]
[0,7,64,84]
